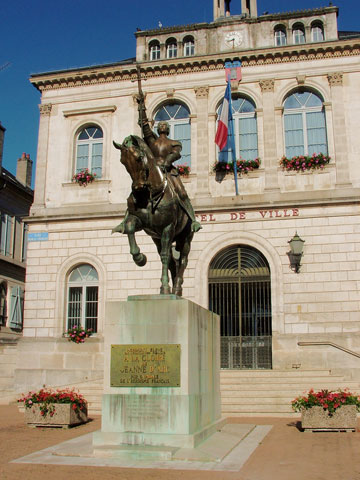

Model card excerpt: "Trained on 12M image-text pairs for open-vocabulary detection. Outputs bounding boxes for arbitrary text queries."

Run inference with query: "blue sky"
[1,0,358,181]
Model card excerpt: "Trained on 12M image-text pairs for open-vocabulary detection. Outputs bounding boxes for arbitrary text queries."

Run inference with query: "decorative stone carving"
[39,103,52,115]
[259,79,275,93]
[166,89,175,98]
[296,75,306,85]
[194,86,209,98]
[328,72,343,86]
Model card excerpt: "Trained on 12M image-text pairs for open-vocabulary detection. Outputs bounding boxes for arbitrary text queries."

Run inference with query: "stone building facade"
[10,1,360,414]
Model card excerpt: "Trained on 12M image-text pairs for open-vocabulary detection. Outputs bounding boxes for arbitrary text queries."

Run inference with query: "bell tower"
[213,0,231,20]
[241,0,258,17]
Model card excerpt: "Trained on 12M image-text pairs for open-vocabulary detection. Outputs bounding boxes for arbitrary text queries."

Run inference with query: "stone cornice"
[30,39,360,92]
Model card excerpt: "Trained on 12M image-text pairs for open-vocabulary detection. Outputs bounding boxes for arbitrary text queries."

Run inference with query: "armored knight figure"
[137,99,201,233]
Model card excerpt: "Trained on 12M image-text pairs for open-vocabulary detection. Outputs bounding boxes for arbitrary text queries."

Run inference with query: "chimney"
[0,122,5,173]
[16,152,33,188]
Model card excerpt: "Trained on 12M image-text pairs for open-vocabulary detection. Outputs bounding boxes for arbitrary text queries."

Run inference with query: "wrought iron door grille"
[209,245,272,370]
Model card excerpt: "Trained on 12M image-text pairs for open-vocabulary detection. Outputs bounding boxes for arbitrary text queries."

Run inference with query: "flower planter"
[301,405,357,432]
[24,403,88,428]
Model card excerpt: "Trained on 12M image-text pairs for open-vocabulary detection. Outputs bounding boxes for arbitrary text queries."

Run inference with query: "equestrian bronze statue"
[112,68,201,296]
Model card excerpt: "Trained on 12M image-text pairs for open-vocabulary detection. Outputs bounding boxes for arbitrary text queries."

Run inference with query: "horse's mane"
[122,135,154,162]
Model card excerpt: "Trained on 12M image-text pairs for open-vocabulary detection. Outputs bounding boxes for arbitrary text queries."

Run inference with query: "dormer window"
[274,26,287,46]
[166,38,177,59]
[293,24,305,44]
[149,40,160,60]
[183,36,195,56]
[311,22,324,42]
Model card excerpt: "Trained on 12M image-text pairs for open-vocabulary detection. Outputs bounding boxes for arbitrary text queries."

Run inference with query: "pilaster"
[327,72,351,187]
[259,79,280,192]
[194,86,210,197]
[32,103,52,207]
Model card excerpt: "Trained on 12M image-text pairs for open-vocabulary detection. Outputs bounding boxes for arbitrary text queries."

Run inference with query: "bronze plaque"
[110,344,181,387]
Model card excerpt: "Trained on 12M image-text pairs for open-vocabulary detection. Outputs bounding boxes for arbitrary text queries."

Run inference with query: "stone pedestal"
[93,295,223,452]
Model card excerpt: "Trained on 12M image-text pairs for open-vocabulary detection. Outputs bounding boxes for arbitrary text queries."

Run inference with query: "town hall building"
[6,0,360,415]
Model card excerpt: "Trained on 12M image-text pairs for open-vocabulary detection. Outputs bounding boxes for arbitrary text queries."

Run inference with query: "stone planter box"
[301,405,357,432]
[24,404,88,428]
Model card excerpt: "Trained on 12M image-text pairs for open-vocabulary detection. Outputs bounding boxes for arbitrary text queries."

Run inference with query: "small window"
[154,102,191,166]
[183,36,195,56]
[166,38,177,59]
[75,125,103,178]
[67,264,99,333]
[149,41,160,60]
[293,24,305,44]
[311,23,324,42]
[274,26,287,46]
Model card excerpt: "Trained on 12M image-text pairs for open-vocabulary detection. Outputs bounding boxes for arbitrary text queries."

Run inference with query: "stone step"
[220,375,348,385]
[223,403,293,413]
[220,369,333,378]
[220,381,360,391]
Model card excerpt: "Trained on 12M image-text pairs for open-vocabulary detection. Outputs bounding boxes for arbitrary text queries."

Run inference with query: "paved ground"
[1,405,360,480]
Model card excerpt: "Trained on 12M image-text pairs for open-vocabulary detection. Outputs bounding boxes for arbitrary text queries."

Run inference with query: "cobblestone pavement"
[1,406,360,480]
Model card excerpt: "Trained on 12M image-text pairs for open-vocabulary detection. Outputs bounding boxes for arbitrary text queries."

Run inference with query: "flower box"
[301,405,357,432]
[24,403,88,428]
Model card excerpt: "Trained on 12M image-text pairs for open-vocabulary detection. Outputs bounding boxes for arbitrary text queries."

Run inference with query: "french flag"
[215,81,232,151]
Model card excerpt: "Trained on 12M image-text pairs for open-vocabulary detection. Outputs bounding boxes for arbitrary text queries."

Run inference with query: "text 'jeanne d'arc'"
[196,208,300,223]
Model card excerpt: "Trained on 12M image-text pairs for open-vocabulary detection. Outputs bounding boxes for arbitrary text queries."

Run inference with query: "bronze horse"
[113,135,194,297]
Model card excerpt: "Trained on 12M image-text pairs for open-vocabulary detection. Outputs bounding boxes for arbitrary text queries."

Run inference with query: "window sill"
[62,179,111,188]
[279,165,333,176]
[210,169,263,179]
[179,173,196,183]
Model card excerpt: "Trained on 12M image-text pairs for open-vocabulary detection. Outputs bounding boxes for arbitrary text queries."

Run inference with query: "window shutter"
[9,286,24,330]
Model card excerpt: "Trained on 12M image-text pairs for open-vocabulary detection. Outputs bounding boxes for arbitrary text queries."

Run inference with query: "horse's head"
[113,135,150,192]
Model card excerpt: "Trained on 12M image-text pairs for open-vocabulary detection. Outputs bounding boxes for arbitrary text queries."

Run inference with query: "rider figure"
[138,99,201,233]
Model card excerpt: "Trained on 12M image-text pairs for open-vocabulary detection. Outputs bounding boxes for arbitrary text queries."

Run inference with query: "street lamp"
[287,232,305,273]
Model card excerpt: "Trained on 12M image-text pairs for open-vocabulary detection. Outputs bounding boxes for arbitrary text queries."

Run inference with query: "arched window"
[154,102,191,166]
[67,264,98,333]
[149,40,160,60]
[0,282,7,326]
[75,125,103,178]
[217,95,258,162]
[274,26,287,46]
[209,245,272,370]
[293,23,305,44]
[283,89,328,157]
[166,38,177,59]
[311,22,324,42]
[183,36,195,56]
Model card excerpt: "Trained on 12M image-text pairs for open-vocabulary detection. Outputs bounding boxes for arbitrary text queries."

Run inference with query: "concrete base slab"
[12,424,272,472]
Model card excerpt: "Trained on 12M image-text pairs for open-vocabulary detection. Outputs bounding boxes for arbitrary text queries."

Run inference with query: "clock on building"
[224,31,243,47]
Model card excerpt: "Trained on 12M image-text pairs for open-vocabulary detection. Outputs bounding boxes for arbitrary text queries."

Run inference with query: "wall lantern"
[287,232,305,273]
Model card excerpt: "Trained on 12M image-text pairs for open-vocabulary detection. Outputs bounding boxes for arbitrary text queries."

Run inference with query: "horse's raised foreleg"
[173,232,193,297]
[114,214,147,267]
[159,224,175,295]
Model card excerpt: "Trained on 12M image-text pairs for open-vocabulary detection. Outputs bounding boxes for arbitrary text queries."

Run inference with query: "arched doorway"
[208,245,272,369]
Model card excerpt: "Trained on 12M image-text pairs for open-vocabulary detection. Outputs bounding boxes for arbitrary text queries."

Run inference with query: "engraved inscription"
[111,344,181,387]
